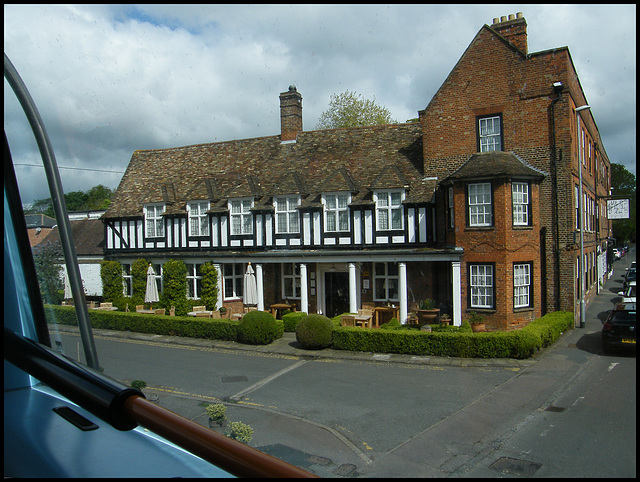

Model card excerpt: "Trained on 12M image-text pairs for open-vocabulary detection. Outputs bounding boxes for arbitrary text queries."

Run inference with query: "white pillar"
[452,261,461,326]
[256,263,264,311]
[399,262,407,324]
[300,263,308,314]
[349,262,358,313]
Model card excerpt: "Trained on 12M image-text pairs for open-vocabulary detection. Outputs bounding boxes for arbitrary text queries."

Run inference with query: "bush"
[200,263,219,311]
[237,310,282,345]
[100,260,125,304]
[161,259,188,316]
[206,403,227,426]
[295,314,333,349]
[227,421,253,444]
[282,311,307,332]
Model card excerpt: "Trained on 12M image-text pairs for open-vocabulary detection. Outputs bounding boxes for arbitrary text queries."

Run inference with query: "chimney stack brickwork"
[280,85,303,141]
[491,12,527,54]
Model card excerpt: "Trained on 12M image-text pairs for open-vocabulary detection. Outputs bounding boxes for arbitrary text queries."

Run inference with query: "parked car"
[613,248,622,260]
[623,267,636,291]
[618,281,636,303]
[601,302,636,354]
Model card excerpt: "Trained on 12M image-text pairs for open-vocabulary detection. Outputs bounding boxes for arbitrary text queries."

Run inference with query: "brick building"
[420,12,612,328]
[103,13,612,329]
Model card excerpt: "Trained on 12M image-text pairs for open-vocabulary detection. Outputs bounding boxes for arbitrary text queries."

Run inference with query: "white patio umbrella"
[243,263,258,307]
[64,271,72,300]
[145,264,159,309]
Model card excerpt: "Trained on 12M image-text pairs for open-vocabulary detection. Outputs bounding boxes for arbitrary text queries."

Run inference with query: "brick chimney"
[280,85,303,142]
[491,12,527,54]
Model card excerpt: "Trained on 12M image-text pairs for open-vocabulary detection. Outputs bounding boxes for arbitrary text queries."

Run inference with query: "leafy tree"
[160,259,188,315]
[33,242,64,304]
[131,258,149,306]
[24,184,113,218]
[100,260,124,303]
[610,163,636,243]
[200,262,219,311]
[315,90,396,129]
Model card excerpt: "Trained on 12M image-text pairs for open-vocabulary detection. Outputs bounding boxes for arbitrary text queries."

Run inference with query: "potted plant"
[206,403,227,428]
[469,311,485,332]
[440,313,451,325]
[416,298,440,325]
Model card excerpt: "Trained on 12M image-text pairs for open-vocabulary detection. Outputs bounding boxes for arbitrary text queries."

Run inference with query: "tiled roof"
[104,123,432,219]
[38,218,105,256]
[442,151,547,182]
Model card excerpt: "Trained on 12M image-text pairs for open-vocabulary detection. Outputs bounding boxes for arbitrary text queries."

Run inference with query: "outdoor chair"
[193,305,206,312]
[154,308,165,316]
[195,311,211,318]
[136,305,144,312]
[340,315,356,327]
[210,310,221,319]
[169,306,175,316]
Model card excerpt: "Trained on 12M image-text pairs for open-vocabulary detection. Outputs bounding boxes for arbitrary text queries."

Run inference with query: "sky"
[4,4,637,206]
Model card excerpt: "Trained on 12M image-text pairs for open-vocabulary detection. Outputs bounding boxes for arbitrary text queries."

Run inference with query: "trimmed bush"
[237,310,282,345]
[282,311,307,332]
[295,314,333,350]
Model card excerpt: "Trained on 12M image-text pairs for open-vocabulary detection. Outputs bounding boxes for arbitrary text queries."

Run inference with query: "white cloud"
[4,4,636,204]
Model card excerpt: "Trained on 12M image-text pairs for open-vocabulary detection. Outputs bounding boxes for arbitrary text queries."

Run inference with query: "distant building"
[102,13,612,329]
[37,211,106,297]
[25,213,56,247]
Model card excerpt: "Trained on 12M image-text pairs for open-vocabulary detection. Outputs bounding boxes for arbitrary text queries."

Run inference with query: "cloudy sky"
[4,4,636,205]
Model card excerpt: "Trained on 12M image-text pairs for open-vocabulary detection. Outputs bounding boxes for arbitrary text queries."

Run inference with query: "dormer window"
[323,193,350,232]
[229,198,253,235]
[144,203,165,238]
[374,190,404,231]
[187,201,210,236]
[275,196,300,234]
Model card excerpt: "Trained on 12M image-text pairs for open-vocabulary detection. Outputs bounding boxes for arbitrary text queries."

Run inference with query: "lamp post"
[576,104,591,328]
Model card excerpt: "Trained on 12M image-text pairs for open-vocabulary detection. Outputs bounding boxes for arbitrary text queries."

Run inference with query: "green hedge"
[45,305,239,341]
[331,312,573,359]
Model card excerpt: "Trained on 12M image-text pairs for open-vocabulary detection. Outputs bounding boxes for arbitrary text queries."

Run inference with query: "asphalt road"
[54,248,636,477]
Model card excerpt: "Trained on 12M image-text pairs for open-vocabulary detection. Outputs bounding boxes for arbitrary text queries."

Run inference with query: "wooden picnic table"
[270,303,295,319]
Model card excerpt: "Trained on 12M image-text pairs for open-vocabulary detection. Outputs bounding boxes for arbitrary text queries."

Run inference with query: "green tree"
[610,163,636,243]
[200,262,219,311]
[131,258,149,306]
[24,184,113,218]
[161,259,188,315]
[100,260,124,302]
[32,242,64,304]
[315,90,396,129]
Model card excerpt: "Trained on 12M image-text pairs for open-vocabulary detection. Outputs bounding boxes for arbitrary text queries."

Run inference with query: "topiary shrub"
[295,314,333,350]
[282,311,307,332]
[237,310,281,345]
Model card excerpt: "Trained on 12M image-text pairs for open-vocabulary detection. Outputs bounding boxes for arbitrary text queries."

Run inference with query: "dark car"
[601,302,636,354]
[623,267,636,291]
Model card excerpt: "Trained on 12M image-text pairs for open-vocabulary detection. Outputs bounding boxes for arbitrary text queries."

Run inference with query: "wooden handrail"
[123,395,317,478]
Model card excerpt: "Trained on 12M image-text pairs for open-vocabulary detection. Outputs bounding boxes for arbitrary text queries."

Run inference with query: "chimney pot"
[501,16,507,22]
[493,17,500,24]
[508,14,515,20]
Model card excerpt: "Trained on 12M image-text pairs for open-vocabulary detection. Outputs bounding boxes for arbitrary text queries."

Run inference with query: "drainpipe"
[550,82,563,312]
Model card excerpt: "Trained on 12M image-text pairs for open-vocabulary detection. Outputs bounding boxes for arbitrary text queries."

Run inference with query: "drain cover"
[333,463,357,476]
[545,405,566,412]
[221,375,248,383]
[489,456,542,476]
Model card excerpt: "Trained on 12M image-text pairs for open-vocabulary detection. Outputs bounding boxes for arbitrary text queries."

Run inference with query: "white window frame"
[468,183,492,227]
[186,263,204,299]
[188,201,210,237]
[275,195,300,234]
[512,182,530,226]
[282,263,301,299]
[223,263,244,300]
[229,198,253,235]
[375,190,404,231]
[478,115,502,152]
[373,262,399,302]
[469,264,494,309]
[144,203,165,238]
[323,192,351,232]
[513,263,532,308]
